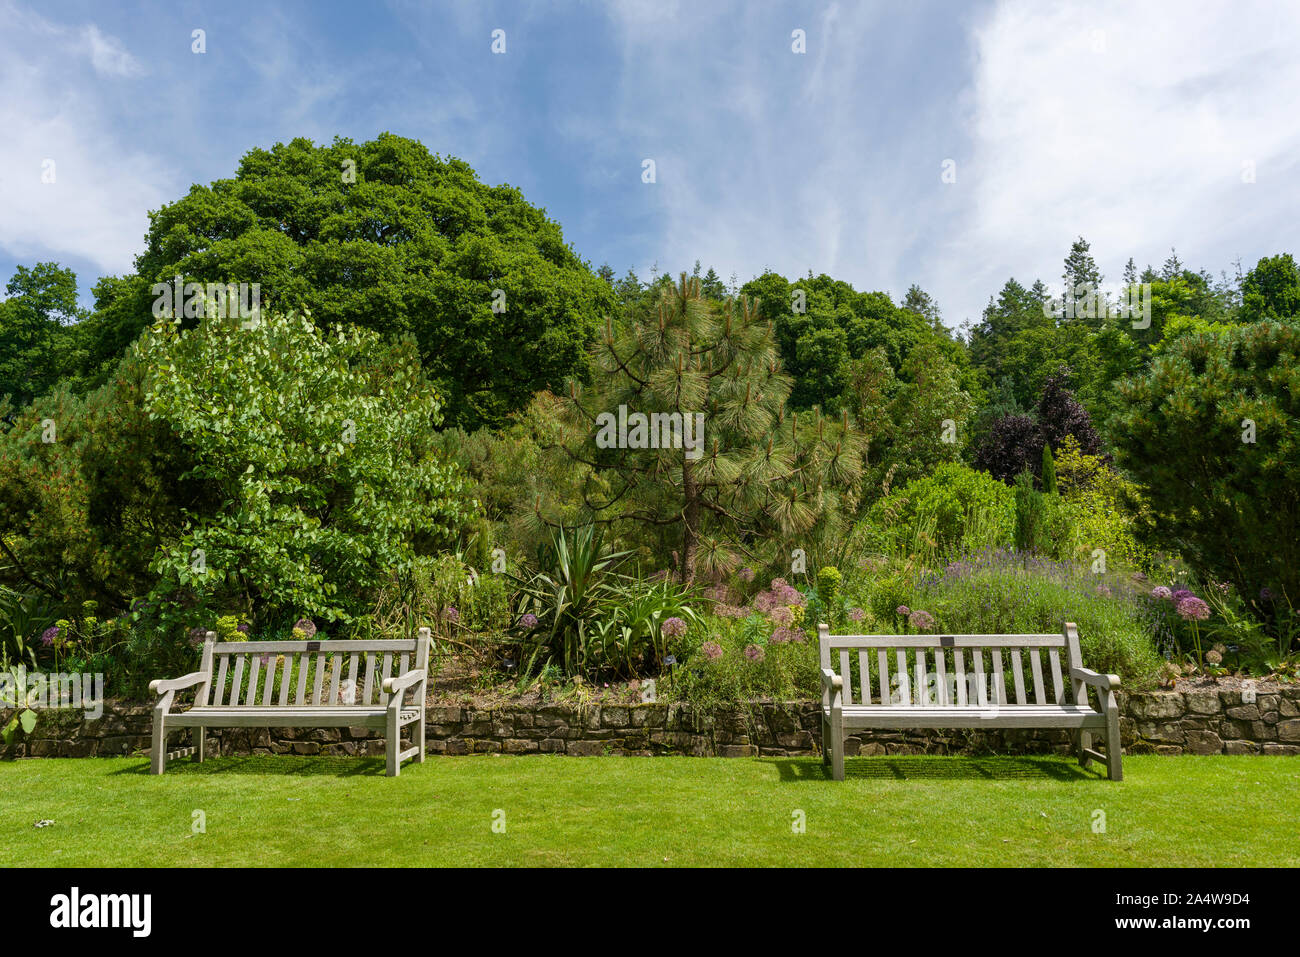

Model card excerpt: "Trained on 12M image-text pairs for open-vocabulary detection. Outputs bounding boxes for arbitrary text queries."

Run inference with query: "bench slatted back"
[819,624,1082,708]
[205,636,429,708]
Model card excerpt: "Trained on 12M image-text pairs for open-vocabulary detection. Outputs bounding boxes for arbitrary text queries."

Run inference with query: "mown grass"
[4,754,1296,867]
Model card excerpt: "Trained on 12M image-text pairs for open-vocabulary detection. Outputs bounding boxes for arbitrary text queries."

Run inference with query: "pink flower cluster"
[752,578,805,614]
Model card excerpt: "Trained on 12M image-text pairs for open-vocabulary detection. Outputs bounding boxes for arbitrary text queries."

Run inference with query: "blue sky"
[3,0,1299,327]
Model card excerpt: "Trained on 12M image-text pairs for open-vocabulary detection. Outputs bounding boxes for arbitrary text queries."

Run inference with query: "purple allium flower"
[1260,587,1275,603]
[1095,584,1112,598]
[1172,589,1194,602]
[236,622,251,634]
[259,653,274,665]
[293,618,317,637]
[519,612,539,629]
[769,605,794,627]
[661,616,687,638]
[702,640,723,661]
[716,604,748,619]
[1176,596,1210,622]
[896,605,911,618]
[187,626,207,648]
[743,643,765,663]
[443,606,460,624]
[1151,586,1172,600]
[40,625,59,646]
[849,607,865,622]
[738,567,755,583]
[909,610,936,631]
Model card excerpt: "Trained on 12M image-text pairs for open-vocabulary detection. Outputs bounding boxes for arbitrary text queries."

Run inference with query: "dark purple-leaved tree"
[974,367,1101,484]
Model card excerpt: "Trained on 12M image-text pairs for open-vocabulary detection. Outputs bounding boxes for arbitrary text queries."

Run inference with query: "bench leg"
[150,716,166,775]
[386,709,400,777]
[194,726,206,763]
[1105,710,1123,782]
[821,714,830,768]
[1077,729,1092,767]
[830,710,845,782]
[416,708,426,763]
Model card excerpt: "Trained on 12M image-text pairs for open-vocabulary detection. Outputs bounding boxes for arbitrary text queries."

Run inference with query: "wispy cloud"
[0,2,172,276]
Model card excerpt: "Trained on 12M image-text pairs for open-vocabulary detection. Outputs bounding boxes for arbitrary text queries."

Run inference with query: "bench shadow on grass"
[772,755,1098,782]
[112,755,390,777]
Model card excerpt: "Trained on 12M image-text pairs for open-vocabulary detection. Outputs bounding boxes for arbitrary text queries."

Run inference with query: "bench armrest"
[821,668,843,709]
[1070,667,1120,691]
[383,669,426,696]
[148,671,207,696]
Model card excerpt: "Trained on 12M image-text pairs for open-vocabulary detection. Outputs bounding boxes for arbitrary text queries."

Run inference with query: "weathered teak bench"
[150,627,430,776]
[818,622,1122,781]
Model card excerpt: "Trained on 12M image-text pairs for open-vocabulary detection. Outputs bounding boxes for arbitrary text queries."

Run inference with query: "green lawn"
[5,754,1297,867]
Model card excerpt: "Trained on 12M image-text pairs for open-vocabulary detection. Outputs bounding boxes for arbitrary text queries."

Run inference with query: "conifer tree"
[552,274,864,581]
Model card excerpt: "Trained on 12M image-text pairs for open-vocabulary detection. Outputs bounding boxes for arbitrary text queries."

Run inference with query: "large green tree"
[1112,320,1300,605]
[0,264,88,405]
[80,133,614,430]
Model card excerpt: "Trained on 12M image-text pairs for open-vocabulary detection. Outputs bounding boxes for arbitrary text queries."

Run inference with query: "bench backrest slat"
[215,654,230,706]
[819,623,1085,709]
[195,635,427,709]
[230,656,246,707]
[279,657,293,706]
[1010,648,1026,704]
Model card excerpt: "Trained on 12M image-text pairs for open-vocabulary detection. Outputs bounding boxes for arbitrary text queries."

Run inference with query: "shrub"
[136,307,472,634]
[908,551,1163,685]
[1113,320,1300,606]
[864,462,1014,564]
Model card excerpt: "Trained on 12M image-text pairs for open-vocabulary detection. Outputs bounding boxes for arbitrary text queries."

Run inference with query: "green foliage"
[1040,443,1057,494]
[900,554,1162,685]
[0,356,207,611]
[669,613,820,708]
[1013,472,1048,553]
[135,307,471,630]
[1240,254,1300,323]
[816,565,842,627]
[1112,320,1300,608]
[552,275,866,581]
[0,263,89,404]
[865,463,1015,564]
[509,525,633,677]
[86,134,615,430]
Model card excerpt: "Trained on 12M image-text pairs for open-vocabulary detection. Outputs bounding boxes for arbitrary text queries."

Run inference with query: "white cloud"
[941,0,1300,319]
[0,3,172,276]
[81,24,144,77]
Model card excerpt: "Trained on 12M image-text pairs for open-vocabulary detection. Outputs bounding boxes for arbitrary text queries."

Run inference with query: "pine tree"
[553,274,864,582]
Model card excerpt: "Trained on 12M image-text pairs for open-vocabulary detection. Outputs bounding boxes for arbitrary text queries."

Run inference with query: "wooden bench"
[149,628,430,776]
[818,622,1122,781]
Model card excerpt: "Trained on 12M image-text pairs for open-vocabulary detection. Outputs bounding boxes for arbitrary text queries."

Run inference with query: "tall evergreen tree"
[552,275,864,581]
